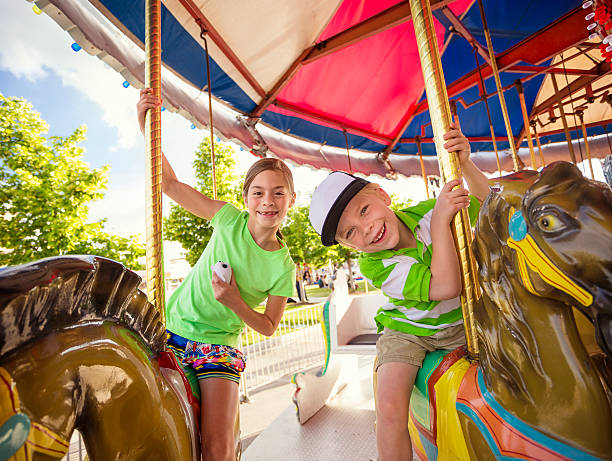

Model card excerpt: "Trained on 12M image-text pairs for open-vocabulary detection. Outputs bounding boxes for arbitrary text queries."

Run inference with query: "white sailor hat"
[309,172,370,246]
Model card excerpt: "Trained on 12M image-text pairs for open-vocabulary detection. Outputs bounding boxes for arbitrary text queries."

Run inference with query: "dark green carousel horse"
[402,162,612,460]
[0,256,204,460]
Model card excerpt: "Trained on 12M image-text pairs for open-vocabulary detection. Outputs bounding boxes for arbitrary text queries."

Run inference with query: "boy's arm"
[443,121,490,203]
[137,88,226,220]
[429,179,468,300]
[461,158,490,203]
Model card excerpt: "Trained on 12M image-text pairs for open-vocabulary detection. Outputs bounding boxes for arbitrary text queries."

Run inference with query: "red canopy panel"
[270,0,472,142]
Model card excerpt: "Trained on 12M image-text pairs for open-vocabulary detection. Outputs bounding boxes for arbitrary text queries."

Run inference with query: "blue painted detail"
[71,42,81,52]
[190,124,196,130]
[509,211,527,241]
[455,402,513,460]
[0,413,31,459]
[476,369,604,461]
[161,106,166,112]
[418,430,438,461]
[122,80,130,88]
[320,300,331,375]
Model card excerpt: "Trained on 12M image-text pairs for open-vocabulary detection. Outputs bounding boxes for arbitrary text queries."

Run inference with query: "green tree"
[163,137,243,266]
[281,205,333,267]
[0,93,144,268]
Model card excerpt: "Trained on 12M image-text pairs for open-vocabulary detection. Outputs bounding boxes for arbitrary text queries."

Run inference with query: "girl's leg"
[375,362,420,461]
[199,377,239,461]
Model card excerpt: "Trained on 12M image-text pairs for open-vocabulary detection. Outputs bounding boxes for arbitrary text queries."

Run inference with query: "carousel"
[1,0,611,460]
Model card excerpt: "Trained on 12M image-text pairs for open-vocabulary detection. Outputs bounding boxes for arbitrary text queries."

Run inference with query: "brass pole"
[144,0,165,322]
[515,80,537,169]
[409,0,480,358]
[550,73,577,164]
[531,120,546,168]
[416,136,430,199]
[477,0,521,172]
[578,111,595,179]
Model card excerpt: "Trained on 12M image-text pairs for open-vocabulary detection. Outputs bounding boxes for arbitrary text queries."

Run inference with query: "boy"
[308,123,489,461]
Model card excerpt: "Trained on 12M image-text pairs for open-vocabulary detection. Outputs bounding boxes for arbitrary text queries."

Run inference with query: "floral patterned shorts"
[166,331,246,383]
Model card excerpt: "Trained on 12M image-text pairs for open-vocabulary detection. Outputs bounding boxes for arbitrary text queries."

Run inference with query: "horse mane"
[0,255,165,359]
[472,191,548,401]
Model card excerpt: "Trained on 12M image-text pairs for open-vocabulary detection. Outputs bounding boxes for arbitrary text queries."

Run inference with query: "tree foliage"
[0,93,144,268]
[163,137,243,265]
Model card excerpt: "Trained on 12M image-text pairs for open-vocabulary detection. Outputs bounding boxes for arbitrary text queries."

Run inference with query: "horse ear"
[488,169,539,210]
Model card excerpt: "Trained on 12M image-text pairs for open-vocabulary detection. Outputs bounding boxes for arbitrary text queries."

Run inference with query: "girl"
[137,89,296,461]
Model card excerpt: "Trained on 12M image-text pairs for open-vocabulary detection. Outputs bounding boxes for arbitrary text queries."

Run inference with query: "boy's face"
[335,186,401,253]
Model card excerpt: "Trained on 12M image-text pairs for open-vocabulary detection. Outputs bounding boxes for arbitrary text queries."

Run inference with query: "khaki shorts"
[375,324,466,370]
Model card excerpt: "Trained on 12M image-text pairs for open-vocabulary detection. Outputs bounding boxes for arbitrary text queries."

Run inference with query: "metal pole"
[550,73,577,164]
[531,120,546,168]
[201,33,218,200]
[144,0,165,321]
[577,111,595,179]
[474,48,502,177]
[408,0,480,358]
[416,136,430,199]
[515,80,537,169]
[476,0,522,172]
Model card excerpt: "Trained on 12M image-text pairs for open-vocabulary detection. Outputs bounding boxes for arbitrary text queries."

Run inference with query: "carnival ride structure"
[2,0,612,460]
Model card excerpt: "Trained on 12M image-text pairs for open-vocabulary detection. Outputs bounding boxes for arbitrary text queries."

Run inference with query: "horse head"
[475,161,612,357]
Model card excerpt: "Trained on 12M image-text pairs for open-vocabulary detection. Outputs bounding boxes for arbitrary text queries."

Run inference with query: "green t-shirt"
[358,196,480,336]
[166,203,295,347]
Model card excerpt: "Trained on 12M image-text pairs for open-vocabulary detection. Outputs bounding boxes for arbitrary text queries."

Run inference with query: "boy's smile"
[335,186,413,253]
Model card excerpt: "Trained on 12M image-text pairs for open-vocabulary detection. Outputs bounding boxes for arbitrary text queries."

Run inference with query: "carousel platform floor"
[242,356,377,461]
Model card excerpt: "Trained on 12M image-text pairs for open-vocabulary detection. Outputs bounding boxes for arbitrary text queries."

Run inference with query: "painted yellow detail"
[434,358,472,460]
[516,252,538,296]
[408,414,427,456]
[508,234,593,306]
[0,367,69,459]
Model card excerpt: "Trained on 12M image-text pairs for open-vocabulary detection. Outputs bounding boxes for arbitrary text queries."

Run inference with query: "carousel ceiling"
[32,0,612,177]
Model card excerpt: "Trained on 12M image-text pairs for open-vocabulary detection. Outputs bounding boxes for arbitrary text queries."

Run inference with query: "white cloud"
[0,1,139,150]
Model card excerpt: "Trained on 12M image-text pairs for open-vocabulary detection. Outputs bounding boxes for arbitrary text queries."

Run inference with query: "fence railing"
[61,302,326,460]
[239,302,326,398]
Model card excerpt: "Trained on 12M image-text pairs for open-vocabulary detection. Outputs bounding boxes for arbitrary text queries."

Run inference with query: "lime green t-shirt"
[166,203,295,347]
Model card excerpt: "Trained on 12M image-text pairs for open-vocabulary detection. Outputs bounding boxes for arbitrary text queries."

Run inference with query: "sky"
[0,1,431,262]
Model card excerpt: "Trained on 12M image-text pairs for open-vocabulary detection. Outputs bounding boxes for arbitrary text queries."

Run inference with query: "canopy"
[34,0,612,177]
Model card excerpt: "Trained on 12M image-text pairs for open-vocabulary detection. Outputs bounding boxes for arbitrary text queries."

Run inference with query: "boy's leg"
[199,377,240,461]
[376,362,420,461]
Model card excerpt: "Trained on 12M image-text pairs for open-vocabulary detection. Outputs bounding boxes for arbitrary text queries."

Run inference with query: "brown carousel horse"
[401,162,612,460]
[0,256,208,460]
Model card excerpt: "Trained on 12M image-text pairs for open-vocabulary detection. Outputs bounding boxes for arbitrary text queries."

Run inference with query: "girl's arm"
[428,179,469,300]
[137,88,225,220]
[211,271,287,336]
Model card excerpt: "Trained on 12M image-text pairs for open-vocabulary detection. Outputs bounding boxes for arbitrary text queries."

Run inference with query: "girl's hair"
[242,157,294,241]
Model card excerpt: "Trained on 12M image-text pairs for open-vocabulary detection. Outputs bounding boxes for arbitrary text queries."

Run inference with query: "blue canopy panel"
[97,0,583,160]
[98,0,256,113]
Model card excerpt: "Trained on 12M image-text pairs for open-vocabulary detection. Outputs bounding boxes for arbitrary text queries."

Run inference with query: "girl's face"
[244,170,295,231]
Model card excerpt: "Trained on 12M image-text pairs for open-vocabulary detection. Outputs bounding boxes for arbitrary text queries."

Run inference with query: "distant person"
[308,122,489,461]
[316,275,325,288]
[138,88,296,461]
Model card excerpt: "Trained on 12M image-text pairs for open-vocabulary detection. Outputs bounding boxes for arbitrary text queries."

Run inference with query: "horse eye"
[536,214,563,233]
